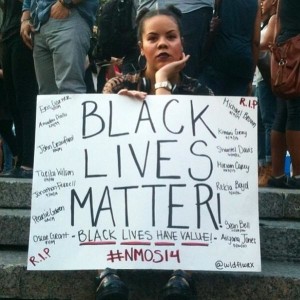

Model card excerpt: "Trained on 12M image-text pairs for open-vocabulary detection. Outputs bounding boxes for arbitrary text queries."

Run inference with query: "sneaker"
[267,175,290,188]
[258,164,272,187]
[287,176,300,189]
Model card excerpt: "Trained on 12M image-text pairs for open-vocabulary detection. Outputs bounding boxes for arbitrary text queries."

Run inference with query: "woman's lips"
[156,53,170,60]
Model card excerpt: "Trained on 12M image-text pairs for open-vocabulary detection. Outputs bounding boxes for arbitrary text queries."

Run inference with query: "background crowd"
[0,0,299,189]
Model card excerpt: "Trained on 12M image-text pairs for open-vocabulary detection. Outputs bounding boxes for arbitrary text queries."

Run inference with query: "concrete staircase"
[0,178,300,300]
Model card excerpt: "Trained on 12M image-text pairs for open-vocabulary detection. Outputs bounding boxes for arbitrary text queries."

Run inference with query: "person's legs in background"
[285,98,300,188]
[181,7,213,79]
[2,34,38,178]
[0,119,18,169]
[2,138,13,172]
[12,37,38,172]
[34,10,90,94]
[257,99,266,181]
[0,137,3,172]
[256,80,277,186]
[268,97,288,188]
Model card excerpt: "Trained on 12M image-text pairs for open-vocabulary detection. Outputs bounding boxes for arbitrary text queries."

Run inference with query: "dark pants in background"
[2,35,38,168]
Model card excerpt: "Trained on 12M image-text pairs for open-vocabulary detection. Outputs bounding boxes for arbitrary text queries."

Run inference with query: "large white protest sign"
[28,94,260,272]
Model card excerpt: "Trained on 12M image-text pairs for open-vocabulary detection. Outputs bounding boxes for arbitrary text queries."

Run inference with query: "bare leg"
[271,130,287,177]
[286,130,300,176]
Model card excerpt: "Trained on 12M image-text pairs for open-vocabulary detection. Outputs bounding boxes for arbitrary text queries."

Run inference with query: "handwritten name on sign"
[28,94,261,272]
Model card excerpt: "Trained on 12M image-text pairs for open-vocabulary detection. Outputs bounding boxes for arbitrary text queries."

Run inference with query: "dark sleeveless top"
[277,0,300,43]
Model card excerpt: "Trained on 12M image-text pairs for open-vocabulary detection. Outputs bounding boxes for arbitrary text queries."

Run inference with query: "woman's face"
[139,15,183,73]
[260,0,275,17]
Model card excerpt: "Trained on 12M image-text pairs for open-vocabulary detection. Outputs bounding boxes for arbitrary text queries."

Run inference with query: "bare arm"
[20,10,33,49]
[247,0,261,95]
[260,14,277,50]
[155,53,190,95]
[252,0,261,73]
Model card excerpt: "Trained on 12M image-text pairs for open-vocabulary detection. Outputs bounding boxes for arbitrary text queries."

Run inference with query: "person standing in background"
[0,134,13,173]
[267,0,300,188]
[20,0,98,94]
[201,0,261,96]
[137,0,214,79]
[0,3,17,175]
[0,0,38,178]
[0,63,16,175]
[256,0,278,187]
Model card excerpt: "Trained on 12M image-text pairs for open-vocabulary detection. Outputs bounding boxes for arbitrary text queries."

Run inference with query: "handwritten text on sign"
[28,94,261,272]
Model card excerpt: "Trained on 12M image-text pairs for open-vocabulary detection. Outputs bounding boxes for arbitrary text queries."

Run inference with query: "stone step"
[1,178,300,219]
[0,209,299,262]
[0,250,299,300]
[259,187,300,219]
[0,178,32,209]
[0,209,30,246]
[260,219,300,262]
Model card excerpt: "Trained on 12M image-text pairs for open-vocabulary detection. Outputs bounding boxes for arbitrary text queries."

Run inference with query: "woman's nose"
[157,37,168,48]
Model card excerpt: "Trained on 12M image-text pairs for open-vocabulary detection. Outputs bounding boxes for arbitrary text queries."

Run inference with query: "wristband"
[154,81,172,91]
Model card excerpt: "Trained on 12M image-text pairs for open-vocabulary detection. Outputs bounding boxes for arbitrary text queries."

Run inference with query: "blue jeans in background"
[0,134,13,172]
[256,79,277,166]
[2,140,13,171]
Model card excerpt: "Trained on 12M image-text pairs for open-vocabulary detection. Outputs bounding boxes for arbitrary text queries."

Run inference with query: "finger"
[117,89,129,96]
[181,53,190,62]
[21,33,33,49]
[132,91,147,100]
[118,89,147,101]
[24,38,33,49]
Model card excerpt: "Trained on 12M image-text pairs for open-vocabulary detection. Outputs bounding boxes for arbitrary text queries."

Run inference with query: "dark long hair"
[136,5,183,42]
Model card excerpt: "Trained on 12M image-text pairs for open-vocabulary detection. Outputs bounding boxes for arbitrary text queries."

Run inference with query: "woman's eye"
[167,35,177,40]
[147,36,157,42]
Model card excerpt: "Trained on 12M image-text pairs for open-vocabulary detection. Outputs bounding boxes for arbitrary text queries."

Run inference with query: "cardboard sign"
[28,94,261,272]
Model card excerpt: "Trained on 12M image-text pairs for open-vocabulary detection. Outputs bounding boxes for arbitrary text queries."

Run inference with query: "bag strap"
[273,0,281,43]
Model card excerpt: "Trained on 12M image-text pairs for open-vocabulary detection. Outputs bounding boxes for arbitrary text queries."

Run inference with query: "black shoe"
[267,175,290,188]
[0,167,22,178]
[19,168,33,179]
[0,167,33,179]
[287,176,300,189]
[160,270,193,300]
[96,268,128,300]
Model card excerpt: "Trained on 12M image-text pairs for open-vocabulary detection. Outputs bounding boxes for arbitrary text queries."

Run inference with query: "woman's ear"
[138,41,143,51]
[138,41,145,56]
